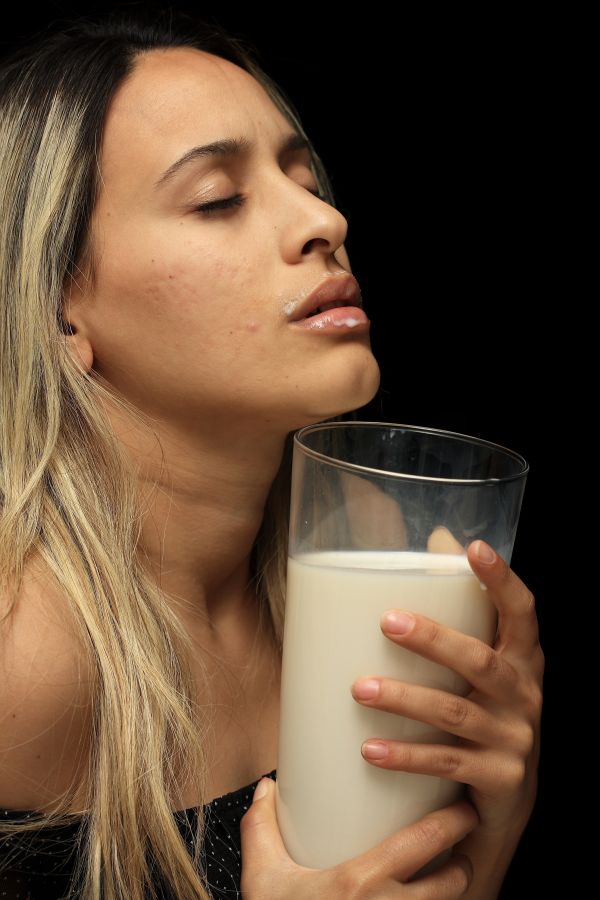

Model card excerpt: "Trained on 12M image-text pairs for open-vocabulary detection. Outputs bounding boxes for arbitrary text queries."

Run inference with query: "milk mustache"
[275,550,497,871]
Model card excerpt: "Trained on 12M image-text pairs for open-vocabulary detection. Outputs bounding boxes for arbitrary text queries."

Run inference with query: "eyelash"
[194,188,325,216]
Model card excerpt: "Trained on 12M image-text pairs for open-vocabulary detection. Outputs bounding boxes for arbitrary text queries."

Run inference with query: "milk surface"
[275,550,497,871]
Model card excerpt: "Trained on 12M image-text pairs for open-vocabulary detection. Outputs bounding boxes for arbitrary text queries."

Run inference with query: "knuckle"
[399,743,416,768]
[516,722,536,757]
[238,806,263,836]
[449,853,473,895]
[415,815,447,850]
[329,866,369,900]
[425,618,444,647]
[520,677,543,721]
[437,749,462,776]
[438,694,469,729]
[503,756,527,791]
[469,642,500,678]
[392,681,411,706]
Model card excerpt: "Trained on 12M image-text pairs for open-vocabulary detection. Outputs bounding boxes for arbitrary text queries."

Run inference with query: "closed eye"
[194,188,326,217]
[194,194,245,216]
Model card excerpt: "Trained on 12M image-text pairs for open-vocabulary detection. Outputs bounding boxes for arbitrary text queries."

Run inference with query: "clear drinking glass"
[275,421,529,874]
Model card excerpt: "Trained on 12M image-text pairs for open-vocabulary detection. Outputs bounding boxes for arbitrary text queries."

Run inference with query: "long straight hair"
[0,9,355,898]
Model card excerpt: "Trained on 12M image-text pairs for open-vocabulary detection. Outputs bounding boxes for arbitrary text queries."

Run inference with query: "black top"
[0,768,277,899]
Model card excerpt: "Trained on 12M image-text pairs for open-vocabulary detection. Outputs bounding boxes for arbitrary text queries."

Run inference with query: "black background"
[2,3,566,896]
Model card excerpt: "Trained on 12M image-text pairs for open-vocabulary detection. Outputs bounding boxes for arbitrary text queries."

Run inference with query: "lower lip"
[289,306,370,332]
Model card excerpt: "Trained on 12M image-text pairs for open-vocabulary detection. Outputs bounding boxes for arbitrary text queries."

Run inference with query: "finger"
[239,776,297,891]
[467,539,541,658]
[357,739,509,795]
[379,607,520,703]
[405,852,473,898]
[351,677,500,744]
[427,526,464,555]
[354,799,479,885]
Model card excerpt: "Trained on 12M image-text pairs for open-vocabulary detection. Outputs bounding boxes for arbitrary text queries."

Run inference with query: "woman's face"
[65,47,380,434]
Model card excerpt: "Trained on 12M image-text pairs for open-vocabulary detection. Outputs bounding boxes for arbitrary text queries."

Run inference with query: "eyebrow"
[154,132,311,190]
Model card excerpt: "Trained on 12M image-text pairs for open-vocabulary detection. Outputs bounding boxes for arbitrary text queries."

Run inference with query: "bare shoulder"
[0,553,93,812]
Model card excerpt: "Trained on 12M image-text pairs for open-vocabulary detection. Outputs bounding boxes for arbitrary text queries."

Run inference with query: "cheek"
[163,266,265,348]
[155,249,268,347]
[105,250,232,326]
[93,225,269,371]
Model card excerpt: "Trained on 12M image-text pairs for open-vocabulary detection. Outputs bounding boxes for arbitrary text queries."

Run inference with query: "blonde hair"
[0,9,355,898]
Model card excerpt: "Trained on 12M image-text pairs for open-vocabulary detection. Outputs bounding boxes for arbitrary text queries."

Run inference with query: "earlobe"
[61,271,94,373]
[62,325,94,374]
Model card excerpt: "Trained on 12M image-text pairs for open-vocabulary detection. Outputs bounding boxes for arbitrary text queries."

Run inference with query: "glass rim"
[293,420,529,485]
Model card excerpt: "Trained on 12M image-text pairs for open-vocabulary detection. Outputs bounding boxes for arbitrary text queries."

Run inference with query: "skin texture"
[62,47,381,651]
[60,47,544,895]
[58,45,381,805]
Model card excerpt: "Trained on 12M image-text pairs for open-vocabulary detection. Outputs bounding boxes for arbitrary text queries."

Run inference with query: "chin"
[299,351,382,426]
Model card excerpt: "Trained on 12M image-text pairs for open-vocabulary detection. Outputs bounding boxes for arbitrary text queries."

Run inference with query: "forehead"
[99,47,291,187]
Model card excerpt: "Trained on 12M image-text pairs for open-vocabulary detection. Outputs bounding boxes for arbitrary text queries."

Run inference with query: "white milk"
[275,550,497,873]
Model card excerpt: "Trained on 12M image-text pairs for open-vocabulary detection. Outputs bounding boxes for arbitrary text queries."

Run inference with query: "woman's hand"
[241,777,480,898]
[350,538,544,898]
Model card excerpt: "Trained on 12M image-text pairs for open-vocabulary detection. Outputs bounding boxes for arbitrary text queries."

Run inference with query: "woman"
[0,9,544,899]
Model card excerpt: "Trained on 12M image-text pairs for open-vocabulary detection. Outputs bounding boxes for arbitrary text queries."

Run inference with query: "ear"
[61,272,94,374]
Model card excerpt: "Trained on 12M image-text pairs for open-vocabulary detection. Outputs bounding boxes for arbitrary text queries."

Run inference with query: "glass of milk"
[275,421,528,874]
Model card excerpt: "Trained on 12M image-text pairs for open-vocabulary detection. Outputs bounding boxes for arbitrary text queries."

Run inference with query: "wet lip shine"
[286,273,369,332]
[288,306,370,332]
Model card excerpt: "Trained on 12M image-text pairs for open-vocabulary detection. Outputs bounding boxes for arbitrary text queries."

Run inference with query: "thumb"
[239,777,293,883]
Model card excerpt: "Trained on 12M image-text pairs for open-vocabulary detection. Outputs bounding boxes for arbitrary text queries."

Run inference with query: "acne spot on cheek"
[245,320,261,333]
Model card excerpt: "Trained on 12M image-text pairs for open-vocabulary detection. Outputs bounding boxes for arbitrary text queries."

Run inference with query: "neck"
[105,397,290,646]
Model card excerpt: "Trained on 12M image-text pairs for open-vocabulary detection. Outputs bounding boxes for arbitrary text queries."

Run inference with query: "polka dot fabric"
[0,768,277,899]
[187,768,277,899]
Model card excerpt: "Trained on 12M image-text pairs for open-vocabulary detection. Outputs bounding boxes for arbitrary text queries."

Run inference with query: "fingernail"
[362,740,388,759]
[253,778,270,802]
[382,610,415,634]
[352,678,380,700]
[475,540,496,565]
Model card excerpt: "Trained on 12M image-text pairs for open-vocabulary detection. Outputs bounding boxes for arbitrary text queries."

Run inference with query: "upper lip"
[288,273,363,322]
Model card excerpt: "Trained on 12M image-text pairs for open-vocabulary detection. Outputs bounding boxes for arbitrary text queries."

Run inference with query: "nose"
[278,178,350,263]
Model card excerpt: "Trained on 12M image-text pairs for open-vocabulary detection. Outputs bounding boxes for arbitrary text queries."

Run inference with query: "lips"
[289,305,369,331]
[287,274,363,322]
